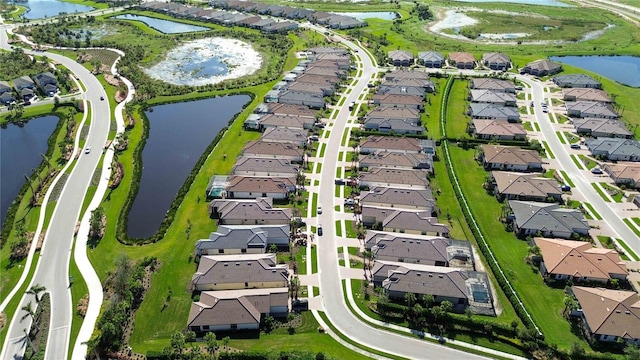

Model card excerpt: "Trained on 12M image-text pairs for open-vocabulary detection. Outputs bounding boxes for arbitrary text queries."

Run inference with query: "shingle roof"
[360,187,435,209]
[388,50,413,61]
[359,167,430,188]
[565,101,618,118]
[535,238,627,280]
[358,151,432,170]
[366,106,421,120]
[524,59,562,73]
[211,199,292,223]
[232,157,298,176]
[417,51,445,62]
[562,88,611,103]
[481,145,543,166]
[553,74,601,88]
[572,286,640,340]
[366,232,449,263]
[383,211,448,234]
[260,127,308,144]
[243,141,304,158]
[586,138,640,158]
[482,52,511,64]
[473,120,526,138]
[192,253,289,288]
[573,118,631,138]
[226,176,294,194]
[471,78,515,92]
[359,136,422,152]
[469,103,520,119]
[509,200,590,234]
[469,89,517,104]
[492,171,561,198]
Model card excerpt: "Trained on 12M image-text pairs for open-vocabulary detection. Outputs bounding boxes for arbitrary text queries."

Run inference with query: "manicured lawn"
[599,183,624,203]
[445,79,471,139]
[564,132,580,144]
[624,218,640,239]
[570,154,584,170]
[560,170,575,188]
[335,220,342,237]
[447,145,588,350]
[345,220,357,238]
[582,202,602,220]
[578,155,597,170]
[541,141,555,159]
[617,237,640,261]
[591,183,611,202]
[533,122,540,131]
[523,122,533,131]
[423,78,446,139]
[555,131,566,144]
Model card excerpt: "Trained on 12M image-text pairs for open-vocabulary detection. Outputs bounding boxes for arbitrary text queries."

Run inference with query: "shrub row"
[116,94,254,244]
[147,350,332,360]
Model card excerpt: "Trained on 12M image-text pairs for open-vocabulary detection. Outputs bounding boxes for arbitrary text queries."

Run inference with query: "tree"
[222,336,230,351]
[422,294,434,308]
[269,244,278,253]
[625,345,640,360]
[171,332,186,357]
[185,330,196,346]
[204,332,218,359]
[27,284,46,304]
[21,301,36,322]
[89,206,105,239]
[404,292,416,307]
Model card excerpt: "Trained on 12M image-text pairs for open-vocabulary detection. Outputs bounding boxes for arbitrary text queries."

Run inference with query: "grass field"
[445,79,471,139]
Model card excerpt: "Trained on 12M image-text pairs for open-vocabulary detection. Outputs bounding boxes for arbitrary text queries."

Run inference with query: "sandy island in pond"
[144,37,262,86]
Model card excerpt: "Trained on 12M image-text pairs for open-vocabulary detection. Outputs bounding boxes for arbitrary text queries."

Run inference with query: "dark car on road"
[317,224,323,236]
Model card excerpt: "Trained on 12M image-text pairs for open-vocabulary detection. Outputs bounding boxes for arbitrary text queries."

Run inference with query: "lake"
[18,0,94,19]
[331,12,398,20]
[114,14,209,34]
[1,116,58,226]
[549,55,640,87]
[126,95,250,239]
[452,0,572,6]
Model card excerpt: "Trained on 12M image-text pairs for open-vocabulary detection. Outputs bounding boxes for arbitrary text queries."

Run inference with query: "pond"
[549,55,640,87]
[144,37,262,86]
[114,14,210,34]
[331,11,398,20]
[452,0,572,7]
[17,0,94,20]
[126,95,251,239]
[1,116,58,226]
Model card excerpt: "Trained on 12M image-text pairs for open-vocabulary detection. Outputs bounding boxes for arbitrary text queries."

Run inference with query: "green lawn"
[617,237,640,261]
[523,122,533,131]
[533,122,541,132]
[591,183,611,202]
[335,221,342,237]
[345,220,357,238]
[555,131,566,144]
[578,155,597,170]
[582,202,602,220]
[599,183,624,203]
[447,145,588,350]
[541,141,555,159]
[570,155,584,170]
[559,170,575,188]
[423,78,446,139]
[446,79,471,139]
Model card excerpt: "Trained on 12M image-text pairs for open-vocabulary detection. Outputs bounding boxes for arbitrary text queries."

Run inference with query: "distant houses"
[522,59,562,77]
[481,52,511,71]
[553,74,602,89]
[448,52,476,69]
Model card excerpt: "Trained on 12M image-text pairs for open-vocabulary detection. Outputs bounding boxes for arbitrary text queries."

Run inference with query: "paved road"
[518,75,640,257]
[311,31,491,360]
[0,25,111,360]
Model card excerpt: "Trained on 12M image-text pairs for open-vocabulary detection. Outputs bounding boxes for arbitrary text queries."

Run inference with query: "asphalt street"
[0,25,111,360]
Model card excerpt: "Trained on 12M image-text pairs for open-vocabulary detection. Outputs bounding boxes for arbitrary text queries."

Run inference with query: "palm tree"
[27,284,46,305]
[204,332,217,359]
[222,336,230,351]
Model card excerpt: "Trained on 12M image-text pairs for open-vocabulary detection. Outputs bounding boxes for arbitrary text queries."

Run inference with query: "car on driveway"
[591,167,603,174]
[570,144,581,150]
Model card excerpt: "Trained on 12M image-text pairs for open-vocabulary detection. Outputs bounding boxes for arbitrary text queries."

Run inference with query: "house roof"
[295,73,339,86]
[261,127,308,144]
[469,103,520,119]
[365,118,424,133]
[307,46,349,55]
[471,78,515,92]
[553,74,601,88]
[492,171,561,198]
[373,94,423,106]
[377,85,426,97]
[258,114,312,129]
[535,238,627,280]
[572,286,640,340]
[385,69,430,81]
[585,138,640,158]
[359,151,432,170]
[565,101,618,118]
[304,66,344,77]
[278,90,325,104]
[482,52,511,64]
[604,163,640,184]
[232,157,298,176]
[382,77,434,89]
[359,135,422,152]
[12,75,34,90]
[266,102,316,118]
[366,106,420,120]
[196,227,269,251]
[417,51,445,62]
[366,232,451,262]
[192,253,289,287]
[473,120,526,138]
[388,50,413,61]
[360,187,434,209]
[359,167,430,187]
[243,141,304,158]
[383,211,448,234]
[0,81,11,92]
[226,176,294,194]
[470,89,517,104]
[211,198,292,222]
[524,59,562,73]
[508,200,590,234]
[481,145,543,166]
[562,88,611,103]
[286,81,327,96]
[573,118,631,137]
[448,52,475,64]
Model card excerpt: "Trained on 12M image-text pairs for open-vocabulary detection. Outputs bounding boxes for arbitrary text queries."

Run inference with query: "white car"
[85,146,91,154]
[317,204,322,214]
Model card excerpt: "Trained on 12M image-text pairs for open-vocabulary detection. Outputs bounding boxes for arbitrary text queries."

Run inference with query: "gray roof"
[573,118,631,138]
[0,81,11,92]
[192,253,289,287]
[196,227,269,252]
[565,101,618,118]
[471,78,515,92]
[377,85,426,97]
[373,261,472,299]
[12,75,35,90]
[383,211,449,235]
[524,59,562,73]
[482,52,511,65]
[469,89,516,104]
[358,151,433,171]
[508,200,590,234]
[388,50,413,61]
[365,118,424,133]
[232,157,298,176]
[359,136,422,153]
[359,167,430,188]
[211,198,293,223]
[365,232,470,264]
[366,106,420,121]
[469,103,520,119]
[585,138,640,158]
[385,69,430,81]
[417,51,445,62]
[553,74,601,88]
[278,90,325,105]
[243,141,304,158]
[360,187,434,209]
[261,127,308,143]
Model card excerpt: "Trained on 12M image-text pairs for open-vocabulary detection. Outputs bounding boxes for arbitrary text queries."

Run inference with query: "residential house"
[192,253,289,291]
[562,88,611,103]
[359,136,433,154]
[251,18,276,30]
[448,52,476,69]
[209,198,292,225]
[490,171,562,202]
[508,200,590,239]
[188,288,289,333]
[585,138,640,161]
[384,70,430,82]
[522,59,562,76]
[471,120,526,141]
[372,261,492,312]
[359,167,430,189]
[535,238,627,283]
[225,176,295,200]
[363,118,424,135]
[482,52,511,71]
[565,101,619,119]
[359,187,435,211]
[553,74,602,89]
[362,207,449,236]
[470,78,516,93]
[365,231,473,269]
[603,163,640,188]
[258,113,314,131]
[365,107,420,123]
[278,90,325,109]
[303,66,346,79]
[382,77,436,93]
[372,94,424,110]
[232,157,298,178]
[573,118,632,139]
[12,76,35,101]
[263,21,299,33]
[388,50,414,67]
[417,51,445,68]
[570,286,640,345]
[0,81,14,105]
[469,89,517,107]
[286,81,333,97]
[307,46,349,56]
[468,103,520,122]
[358,151,433,172]
[377,85,426,98]
[260,127,308,147]
[480,145,544,172]
[255,102,317,119]
[242,141,304,163]
[195,224,290,255]
[294,73,339,87]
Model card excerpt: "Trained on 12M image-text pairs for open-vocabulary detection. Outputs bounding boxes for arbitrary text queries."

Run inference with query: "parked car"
[561,184,571,192]
[317,204,322,214]
[335,178,345,185]
[570,144,581,150]
[317,224,323,236]
[85,146,91,154]
[515,86,523,90]
[591,167,603,174]
[309,135,319,141]
[344,198,355,205]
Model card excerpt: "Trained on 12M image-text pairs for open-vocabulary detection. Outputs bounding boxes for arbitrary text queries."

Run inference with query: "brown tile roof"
[373,94,423,106]
[562,88,611,103]
[359,136,422,152]
[359,167,430,187]
[227,176,295,194]
[471,78,515,92]
[481,145,542,166]
[295,72,339,85]
[232,157,298,176]
[473,120,526,138]
[257,114,312,129]
[572,286,640,340]
[243,141,304,158]
[448,52,475,64]
[192,253,289,288]
[383,211,449,234]
[604,163,640,184]
[492,171,561,198]
[535,238,628,281]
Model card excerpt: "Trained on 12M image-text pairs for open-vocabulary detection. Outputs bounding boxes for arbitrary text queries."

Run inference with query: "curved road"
[0,25,110,360]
